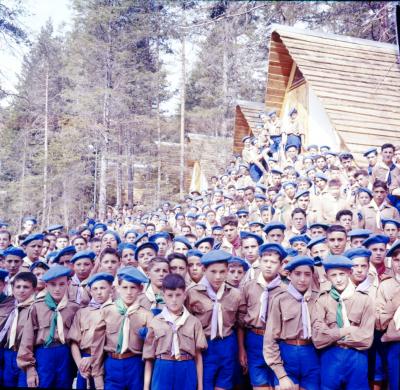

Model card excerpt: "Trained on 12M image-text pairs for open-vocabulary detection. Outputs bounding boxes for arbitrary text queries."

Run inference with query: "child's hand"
[27,368,39,388]
[238,347,248,374]
[79,356,92,374]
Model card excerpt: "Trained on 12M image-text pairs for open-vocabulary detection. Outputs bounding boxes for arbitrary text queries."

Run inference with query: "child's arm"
[195,350,203,390]
[143,360,153,390]
[237,327,247,373]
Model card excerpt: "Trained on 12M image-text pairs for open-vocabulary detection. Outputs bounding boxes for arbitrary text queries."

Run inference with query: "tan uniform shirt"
[67,282,91,307]
[320,194,351,224]
[1,304,31,350]
[238,278,286,329]
[376,277,400,342]
[185,283,243,338]
[311,289,374,350]
[0,295,15,327]
[17,299,80,373]
[372,161,400,193]
[360,202,400,233]
[263,289,319,379]
[143,312,207,359]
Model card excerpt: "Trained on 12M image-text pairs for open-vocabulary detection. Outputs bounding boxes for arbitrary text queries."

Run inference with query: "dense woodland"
[0,1,397,231]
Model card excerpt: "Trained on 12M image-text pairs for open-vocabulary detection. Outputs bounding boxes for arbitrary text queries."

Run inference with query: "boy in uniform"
[68,272,114,390]
[3,247,25,295]
[312,255,375,390]
[238,243,287,389]
[185,249,244,390]
[143,274,207,390]
[264,256,320,390]
[226,256,249,288]
[90,266,153,390]
[187,249,204,286]
[17,264,80,388]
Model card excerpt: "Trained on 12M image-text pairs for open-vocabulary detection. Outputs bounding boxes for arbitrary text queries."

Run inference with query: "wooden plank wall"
[233,106,250,154]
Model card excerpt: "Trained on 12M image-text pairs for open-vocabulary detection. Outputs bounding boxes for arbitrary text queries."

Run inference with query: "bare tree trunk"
[179,12,186,199]
[155,37,161,207]
[18,132,27,235]
[126,140,134,207]
[116,128,122,208]
[42,64,49,228]
[98,149,107,221]
[221,19,228,138]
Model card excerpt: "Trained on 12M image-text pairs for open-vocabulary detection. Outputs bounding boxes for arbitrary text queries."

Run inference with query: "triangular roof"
[266,24,400,158]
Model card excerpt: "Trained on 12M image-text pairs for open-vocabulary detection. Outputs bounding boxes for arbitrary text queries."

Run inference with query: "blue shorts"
[104,355,144,390]
[385,341,400,390]
[279,341,320,390]
[202,333,237,390]
[36,344,73,389]
[3,349,27,387]
[151,358,197,390]
[321,346,368,390]
[245,331,277,387]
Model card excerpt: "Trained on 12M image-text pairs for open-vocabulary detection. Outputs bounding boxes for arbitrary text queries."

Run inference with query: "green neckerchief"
[0,292,7,303]
[155,293,164,305]
[115,298,128,353]
[329,288,343,328]
[44,293,59,347]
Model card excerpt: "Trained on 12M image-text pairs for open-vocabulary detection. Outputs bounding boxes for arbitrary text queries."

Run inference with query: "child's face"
[4,255,22,277]
[326,268,350,292]
[290,265,313,293]
[204,262,228,291]
[121,249,137,267]
[149,262,170,288]
[56,238,68,250]
[169,259,187,278]
[187,256,204,283]
[227,264,245,287]
[163,288,186,315]
[118,280,142,306]
[198,242,212,254]
[32,267,46,291]
[100,254,120,276]
[90,280,112,304]
[292,242,307,255]
[138,248,157,272]
[260,252,281,281]
[73,258,93,281]
[46,276,69,303]
[13,279,35,303]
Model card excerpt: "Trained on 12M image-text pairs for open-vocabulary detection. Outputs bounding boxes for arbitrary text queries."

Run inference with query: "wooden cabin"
[234,25,400,163]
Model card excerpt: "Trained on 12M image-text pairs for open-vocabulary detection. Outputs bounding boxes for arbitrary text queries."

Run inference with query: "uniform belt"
[283,339,312,346]
[108,352,141,360]
[36,342,63,348]
[249,328,265,335]
[156,353,193,361]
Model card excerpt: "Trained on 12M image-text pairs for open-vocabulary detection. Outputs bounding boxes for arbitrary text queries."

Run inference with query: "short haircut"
[244,186,255,193]
[268,186,280,193]
[99,247,120,262]
[328,178,341,187]
[221,215,238,228]
[13,272,37,288]
[72,235,87,244]
[56,233,69,241]
[291,208,306,218]
[148,256,170,270]
[381,143,395,152]
[372,180,388,192]
[336,209,353,221]
[146,223,156,229]
[0,230,11,240]
[326,224,347,237]
[162,273,186,291]
[167,252,188,264]
[354,169,368,179]
[89,237,101,244]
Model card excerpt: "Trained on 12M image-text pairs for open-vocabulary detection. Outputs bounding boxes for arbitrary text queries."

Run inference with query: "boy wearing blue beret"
[264,256,320,390]
[312,255,375,390]
[90,267,153,390]
[17,265,80,388]
[237,243,287,389]
[185,250,244,390]
[226,257,249,288]
[68,272,114,389]
[143,274,207,390]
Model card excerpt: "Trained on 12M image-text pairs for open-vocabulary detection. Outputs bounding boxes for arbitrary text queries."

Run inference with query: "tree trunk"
[179,12,186,199]
[42,64,49,228]
[126,140,134,207]
[18,132,27,235]
[221,19,228,138]
[98,150,107,221]
[156,35,161,207]
[116,128,122,208]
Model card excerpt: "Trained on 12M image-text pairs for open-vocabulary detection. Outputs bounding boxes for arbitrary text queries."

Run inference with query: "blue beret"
[70,250,96,263]
[249,221,265,229]
[298,176,312,186]
[195,222,207,230]
[285,247,299,257]
[53,246,76,263]
[42,265,72,282]
[294,189,310,200]
[387,240,400,257]
[315,173,328,181]
[117,266,149,285]
[21,233,44,247]
[306,166,316,174]
[348,229,372,239]
[309,223,329,230]
[201,250,231,266]
[242,135,251,143]
[103,230,121,245]
[46,250,59,262]
[271,168,283,175]
[240,231,263,246]
[186,212,197,219]
[149,232,171,242]
[187,249,203,258]
[285,144,298,151]
[236,210,249,217]
[4,247,26,258]
[211,225,223,232]
[29,261,49,272]
[284,255,314,271]
[357,187,373,198]
[93,223,107,232]
[23,216,37,224]
[195,236,215,248]
[215,204,225,211]
[289,234,310,245]
[320,145,331,150]
[324,151,338,157]
[0,249,4,257]
[224,194,234,201]
[47,224,64,232]
[363,234,390,248]
[133,232,149,245]
[259,243,287,259]
[256,183,267,192]
[268,110,276,117]
[269,157,278,163]
[307,145,318,151]
[228,256,250,272]
[175,212,185,219]
[124,229,137,238]
[282,181,297,189]
[135,242,159,260]
[339,152,353,160]
[0,268,9,281]
[363,147,377,157]
[254,194,267,202]
[0,221,8,228]
[118,243,137,257]
[238,163,249,170]
[289,108,297,115]
[87,272,115,287]
[260,205,274,214]
[344,248,372,260]
[264,222,286,234]
[323,255,353,270]
[173,236,192,250]
[382,219,400,229]
[307,236,326,249]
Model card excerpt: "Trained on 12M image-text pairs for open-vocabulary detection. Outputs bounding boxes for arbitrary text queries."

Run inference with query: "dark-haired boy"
[144,274,207,390]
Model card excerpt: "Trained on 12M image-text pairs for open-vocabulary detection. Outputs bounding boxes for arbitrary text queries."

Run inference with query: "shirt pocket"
[347,309,363,326]
[106,321,120,335]
[179,328,195,356]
